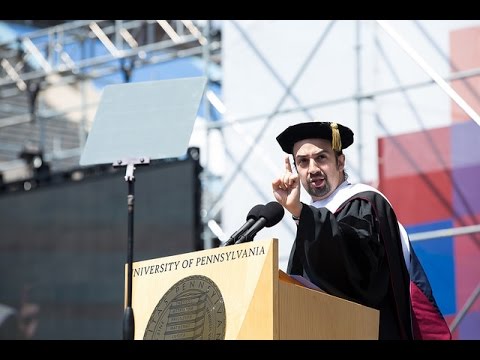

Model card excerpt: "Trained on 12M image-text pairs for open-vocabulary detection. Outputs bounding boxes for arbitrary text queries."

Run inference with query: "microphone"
[235,201,285,244]
[221,204,265,246]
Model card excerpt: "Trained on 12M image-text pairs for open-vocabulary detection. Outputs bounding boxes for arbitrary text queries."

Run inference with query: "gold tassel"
[330,122,342,152]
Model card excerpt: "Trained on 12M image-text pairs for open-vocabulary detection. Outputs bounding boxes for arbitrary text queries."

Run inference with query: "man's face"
[293,138,345,201]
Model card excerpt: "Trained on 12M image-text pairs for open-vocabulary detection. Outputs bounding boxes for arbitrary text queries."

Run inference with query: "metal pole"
[115,20,123,51]
[355,20,363,181]
[202,20,214,250]
[115,157,150,340]
[409,224,480,242]
[449,283,480,333]
[123,176,135,340]
[79,37,87,149]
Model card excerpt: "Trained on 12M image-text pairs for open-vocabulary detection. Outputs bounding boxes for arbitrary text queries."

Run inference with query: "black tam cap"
[276,121,354,154]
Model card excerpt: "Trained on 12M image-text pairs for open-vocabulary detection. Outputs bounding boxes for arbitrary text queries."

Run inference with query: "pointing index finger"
[284,156,293,172]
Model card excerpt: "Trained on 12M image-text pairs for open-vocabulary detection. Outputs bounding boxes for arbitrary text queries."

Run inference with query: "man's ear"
[338,153,345,171]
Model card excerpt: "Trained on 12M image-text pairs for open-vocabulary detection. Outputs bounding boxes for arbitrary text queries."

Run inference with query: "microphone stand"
[114,157,150,340]
[235,229,257,245]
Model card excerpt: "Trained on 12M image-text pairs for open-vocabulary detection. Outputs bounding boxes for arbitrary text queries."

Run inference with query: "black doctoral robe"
[287,190,413,340]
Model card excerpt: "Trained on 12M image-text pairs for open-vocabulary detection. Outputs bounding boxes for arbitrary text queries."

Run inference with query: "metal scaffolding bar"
[0,20,219,91]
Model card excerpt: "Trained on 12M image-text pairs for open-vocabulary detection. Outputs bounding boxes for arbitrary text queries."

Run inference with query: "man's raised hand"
[272,156,301,216]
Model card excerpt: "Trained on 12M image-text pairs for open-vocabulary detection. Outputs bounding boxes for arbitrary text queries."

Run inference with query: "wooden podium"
[128,238,379,340]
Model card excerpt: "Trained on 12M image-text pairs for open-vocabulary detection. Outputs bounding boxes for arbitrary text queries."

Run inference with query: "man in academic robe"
[272,121,450,340]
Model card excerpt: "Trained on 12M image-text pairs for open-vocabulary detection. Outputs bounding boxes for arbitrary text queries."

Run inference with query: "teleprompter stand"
[114,157,150,340]
[79,77,207,340]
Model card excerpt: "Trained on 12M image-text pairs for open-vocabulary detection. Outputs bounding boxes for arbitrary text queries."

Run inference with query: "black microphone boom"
[235,201,285,244]
[221,204,264,246]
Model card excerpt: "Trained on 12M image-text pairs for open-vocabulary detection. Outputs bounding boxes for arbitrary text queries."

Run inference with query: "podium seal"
[144,275,226,340]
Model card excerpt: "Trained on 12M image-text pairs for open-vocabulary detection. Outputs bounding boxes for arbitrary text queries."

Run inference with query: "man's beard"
[305,176,331,199]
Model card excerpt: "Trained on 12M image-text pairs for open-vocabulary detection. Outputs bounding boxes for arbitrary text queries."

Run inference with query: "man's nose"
[308,159,319,173]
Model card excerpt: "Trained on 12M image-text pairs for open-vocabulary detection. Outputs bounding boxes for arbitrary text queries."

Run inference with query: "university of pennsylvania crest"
[143,275,226,340]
